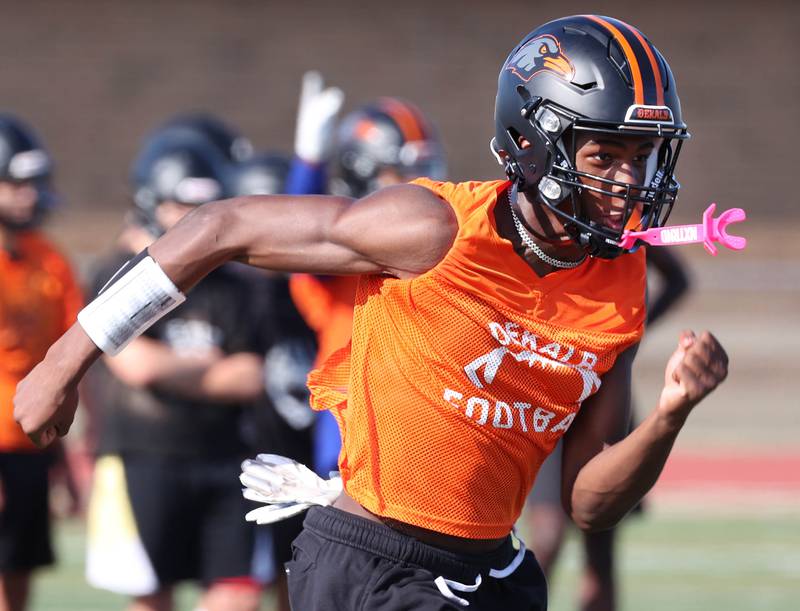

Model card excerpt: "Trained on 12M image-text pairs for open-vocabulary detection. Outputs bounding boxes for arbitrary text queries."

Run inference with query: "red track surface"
[655,451,800,491]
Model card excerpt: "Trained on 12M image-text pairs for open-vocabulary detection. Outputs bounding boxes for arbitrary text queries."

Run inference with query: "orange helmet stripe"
[377,97,426,142]
[584,15,645,105]
[613,18,665,106]
[353,118,377,140]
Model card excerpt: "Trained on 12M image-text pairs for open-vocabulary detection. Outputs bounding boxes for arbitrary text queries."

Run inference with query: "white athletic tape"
[78,255,186,355]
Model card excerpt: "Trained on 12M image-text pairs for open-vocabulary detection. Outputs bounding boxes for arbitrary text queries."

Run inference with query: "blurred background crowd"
[0,1,797,610]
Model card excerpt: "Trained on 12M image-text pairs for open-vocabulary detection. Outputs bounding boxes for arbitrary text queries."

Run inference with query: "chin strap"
[508,181,586,269]
[618,203,747,256]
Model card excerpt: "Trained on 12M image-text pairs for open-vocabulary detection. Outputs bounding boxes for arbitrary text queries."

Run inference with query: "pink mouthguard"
[617,203,747,256]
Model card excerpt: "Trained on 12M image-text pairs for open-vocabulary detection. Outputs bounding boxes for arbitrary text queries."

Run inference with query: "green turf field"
[30,511,800,611]
[546,511,800,611]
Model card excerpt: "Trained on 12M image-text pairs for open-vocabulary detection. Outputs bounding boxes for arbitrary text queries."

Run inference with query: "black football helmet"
[493,15,689,259]
[229,152,290,197]
[0,114,56,229]
[330,98,446,198]
[131,129,229,236]
[153,112,253,163]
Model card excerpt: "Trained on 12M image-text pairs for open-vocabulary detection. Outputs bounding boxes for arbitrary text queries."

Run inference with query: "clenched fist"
[14,325,100,447]
[14,360,79,448]
[658,330,728,423]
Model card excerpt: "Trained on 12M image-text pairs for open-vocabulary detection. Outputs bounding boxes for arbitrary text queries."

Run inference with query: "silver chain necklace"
[508,196,586,270]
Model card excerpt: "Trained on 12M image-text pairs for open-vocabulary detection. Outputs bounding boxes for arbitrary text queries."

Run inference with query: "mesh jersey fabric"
[289,274,356,474]
[289,274,358,365]
[308,179,646,538]
[0,231,83,451]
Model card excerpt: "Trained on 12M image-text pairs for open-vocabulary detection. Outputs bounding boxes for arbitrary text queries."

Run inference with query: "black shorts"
[287,506,548,610]
[251,511,306,585]
[123,453,256,586]
[272,511,305,567]
[0,452,54,572]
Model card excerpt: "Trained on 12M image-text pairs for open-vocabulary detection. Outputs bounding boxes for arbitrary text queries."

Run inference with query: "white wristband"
[78,254,186,355]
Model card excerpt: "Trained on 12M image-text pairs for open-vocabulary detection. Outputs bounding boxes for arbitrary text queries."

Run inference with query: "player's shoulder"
[347,183,458,278]
[410,178,509,200]
[407,178,511,233]
[17,229,62,258]
[17,230,75,274]
[359,182,456,230]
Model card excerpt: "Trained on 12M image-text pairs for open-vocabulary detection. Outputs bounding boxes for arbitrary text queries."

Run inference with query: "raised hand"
[293,71,345,164]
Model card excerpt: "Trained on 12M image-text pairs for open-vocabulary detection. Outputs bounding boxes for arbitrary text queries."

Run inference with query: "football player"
[0,114,82,611]
[17,16,728,611]
[84,126,267,611]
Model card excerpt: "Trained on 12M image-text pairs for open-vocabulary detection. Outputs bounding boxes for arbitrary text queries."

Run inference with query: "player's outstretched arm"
[561,331,728,531]
[14,185,457,447]
[153,184,456,288]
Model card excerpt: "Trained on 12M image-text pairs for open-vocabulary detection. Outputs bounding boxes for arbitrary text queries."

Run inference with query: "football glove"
[240,453,342,524]
[293,71,344,164]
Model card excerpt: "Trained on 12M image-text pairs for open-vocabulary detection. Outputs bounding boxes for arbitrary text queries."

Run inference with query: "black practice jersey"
[240,275,316,466]
[87,252,272,458]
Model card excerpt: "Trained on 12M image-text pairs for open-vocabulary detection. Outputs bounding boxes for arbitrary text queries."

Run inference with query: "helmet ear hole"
[516,85,531,102]
[516,86,542,120]
[506,128,524,152]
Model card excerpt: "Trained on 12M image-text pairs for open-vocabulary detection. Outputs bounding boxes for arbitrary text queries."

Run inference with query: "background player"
[229,149,317,611]
[0,115,83,611]
[84,122,268,611]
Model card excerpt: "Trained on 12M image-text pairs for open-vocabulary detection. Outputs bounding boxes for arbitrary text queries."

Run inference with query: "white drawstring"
[489,539,527,579]
[434,533,527,606]
[434,574,482,607]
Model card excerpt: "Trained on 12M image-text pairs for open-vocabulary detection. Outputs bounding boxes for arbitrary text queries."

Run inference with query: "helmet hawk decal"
[506,35,575,82]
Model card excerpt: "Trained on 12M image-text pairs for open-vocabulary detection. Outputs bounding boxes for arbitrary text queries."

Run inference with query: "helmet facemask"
[510,103,687,259]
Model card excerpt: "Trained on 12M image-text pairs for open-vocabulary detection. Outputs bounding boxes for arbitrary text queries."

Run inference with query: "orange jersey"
[0,232,83,451]
[308,179,646,539]
[290,274,358,365]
